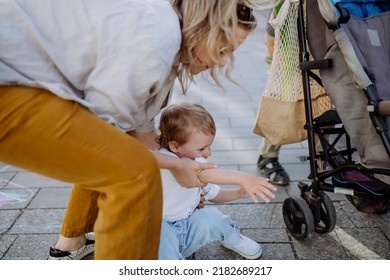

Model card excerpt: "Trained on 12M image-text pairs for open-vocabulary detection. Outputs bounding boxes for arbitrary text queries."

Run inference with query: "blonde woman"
[0,0,272,260]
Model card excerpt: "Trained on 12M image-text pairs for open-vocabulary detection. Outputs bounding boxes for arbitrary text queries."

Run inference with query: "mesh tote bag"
[253,0,332,146]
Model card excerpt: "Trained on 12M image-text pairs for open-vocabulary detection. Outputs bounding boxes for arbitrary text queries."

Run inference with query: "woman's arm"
[198,168,276,203]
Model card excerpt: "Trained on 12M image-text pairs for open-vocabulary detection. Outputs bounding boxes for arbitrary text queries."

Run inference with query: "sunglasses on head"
[237,3,254,23]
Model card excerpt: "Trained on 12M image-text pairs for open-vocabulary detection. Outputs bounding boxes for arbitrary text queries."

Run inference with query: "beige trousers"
[259,139,281,158]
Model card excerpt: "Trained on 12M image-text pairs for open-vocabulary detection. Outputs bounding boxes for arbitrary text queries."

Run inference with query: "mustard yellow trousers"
[0,86,162,259]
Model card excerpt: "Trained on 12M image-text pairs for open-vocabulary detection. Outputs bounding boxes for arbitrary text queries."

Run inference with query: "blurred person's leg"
[257,139,290,186]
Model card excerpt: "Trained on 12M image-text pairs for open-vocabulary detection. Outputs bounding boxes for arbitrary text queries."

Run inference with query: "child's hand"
[239,174,277,203]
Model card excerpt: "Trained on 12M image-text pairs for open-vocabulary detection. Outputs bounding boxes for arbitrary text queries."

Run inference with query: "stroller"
[280,0,390,240]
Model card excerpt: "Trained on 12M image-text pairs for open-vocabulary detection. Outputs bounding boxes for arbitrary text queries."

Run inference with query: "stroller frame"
[282,0,390,241]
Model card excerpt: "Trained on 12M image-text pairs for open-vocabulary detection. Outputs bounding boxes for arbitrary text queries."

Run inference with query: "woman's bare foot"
[54,234,86,251]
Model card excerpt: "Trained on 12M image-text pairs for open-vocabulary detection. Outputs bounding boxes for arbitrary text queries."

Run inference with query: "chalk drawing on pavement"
[0,178,34,207]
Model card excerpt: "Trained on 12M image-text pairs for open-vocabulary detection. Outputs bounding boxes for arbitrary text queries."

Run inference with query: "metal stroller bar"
[297,0,324,225]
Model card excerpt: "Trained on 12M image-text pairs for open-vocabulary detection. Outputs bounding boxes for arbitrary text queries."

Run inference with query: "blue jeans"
[158,207,241,260]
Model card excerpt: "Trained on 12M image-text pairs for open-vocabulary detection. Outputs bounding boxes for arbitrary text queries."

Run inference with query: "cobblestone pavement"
[1,10,389,261]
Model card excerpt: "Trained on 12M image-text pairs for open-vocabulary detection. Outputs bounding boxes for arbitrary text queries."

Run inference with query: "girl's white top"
[159,148,221,222]
[0,0,181,133]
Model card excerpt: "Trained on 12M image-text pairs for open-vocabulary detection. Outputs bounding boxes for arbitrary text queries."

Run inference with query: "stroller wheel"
[314,191,337,234]
[282,196,314,240]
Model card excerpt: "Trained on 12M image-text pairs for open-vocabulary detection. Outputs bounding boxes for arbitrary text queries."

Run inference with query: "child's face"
[172,130,214,160]
[190,25,249,75]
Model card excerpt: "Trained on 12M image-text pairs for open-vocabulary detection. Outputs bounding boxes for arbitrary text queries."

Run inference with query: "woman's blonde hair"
[171,0,266,93]
[157,103,216,149]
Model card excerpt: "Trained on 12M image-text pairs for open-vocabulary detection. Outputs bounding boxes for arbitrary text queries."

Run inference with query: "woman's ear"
[168,140,180,153]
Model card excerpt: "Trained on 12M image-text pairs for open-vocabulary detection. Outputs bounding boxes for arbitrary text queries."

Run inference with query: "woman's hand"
[171,157,217,188]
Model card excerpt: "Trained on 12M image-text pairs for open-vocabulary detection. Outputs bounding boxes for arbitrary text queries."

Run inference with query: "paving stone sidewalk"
[1,10,389,261]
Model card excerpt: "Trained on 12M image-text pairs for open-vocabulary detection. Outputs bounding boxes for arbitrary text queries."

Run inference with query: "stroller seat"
[333,170,389,196]
[333,167,390,213]
[314,108,341,127]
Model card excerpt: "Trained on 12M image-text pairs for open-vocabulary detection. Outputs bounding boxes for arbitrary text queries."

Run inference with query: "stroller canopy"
[319,0,390,24]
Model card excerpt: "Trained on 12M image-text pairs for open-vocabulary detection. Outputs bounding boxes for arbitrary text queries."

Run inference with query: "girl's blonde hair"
[157,103,216,149]
[171,0,268,92]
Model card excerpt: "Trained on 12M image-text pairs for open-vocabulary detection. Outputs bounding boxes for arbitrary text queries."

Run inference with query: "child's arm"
[209,187,246,203]
[198,168,276,203]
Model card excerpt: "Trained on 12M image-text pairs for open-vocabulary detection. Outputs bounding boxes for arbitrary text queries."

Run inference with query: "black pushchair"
[278,0,390,240]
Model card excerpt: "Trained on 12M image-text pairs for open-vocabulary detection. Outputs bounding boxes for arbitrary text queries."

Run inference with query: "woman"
[0,0,267,259]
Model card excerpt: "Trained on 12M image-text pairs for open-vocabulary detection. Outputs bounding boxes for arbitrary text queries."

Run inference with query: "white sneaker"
[223,234,262,259]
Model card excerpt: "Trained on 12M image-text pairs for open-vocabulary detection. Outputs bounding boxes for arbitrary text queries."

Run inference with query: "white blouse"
[0,0,181,133]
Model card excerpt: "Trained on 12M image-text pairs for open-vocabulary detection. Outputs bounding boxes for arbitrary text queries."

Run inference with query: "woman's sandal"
[257,156,290,186]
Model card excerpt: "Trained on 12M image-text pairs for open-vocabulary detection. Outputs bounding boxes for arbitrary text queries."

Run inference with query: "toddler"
[157,103,277,259]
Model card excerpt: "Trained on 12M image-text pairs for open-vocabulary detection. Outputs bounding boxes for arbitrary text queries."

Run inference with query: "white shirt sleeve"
[195,157,220,201]
[202,183,221,201]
